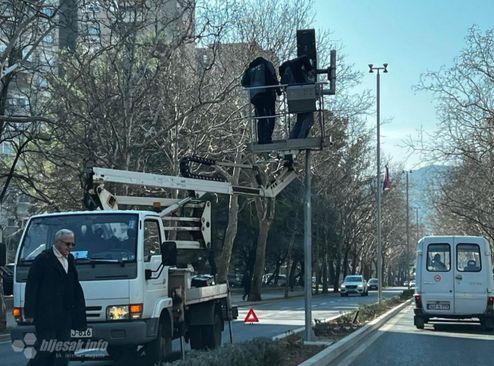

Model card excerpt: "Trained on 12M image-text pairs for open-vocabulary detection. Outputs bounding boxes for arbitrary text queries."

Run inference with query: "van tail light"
[414,294,422,309]
[12,307,22,321]
[488,296,494,308]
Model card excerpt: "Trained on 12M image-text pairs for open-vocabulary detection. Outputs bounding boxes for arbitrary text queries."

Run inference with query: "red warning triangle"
[244,308,259,323]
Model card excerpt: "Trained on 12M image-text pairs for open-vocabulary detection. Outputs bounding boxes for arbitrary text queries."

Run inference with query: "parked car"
[403,280,409,287]
[1,263,14,296]
[340,275,368,296]
[414,236,494,330]
[227,273,242,287]
[409,280,416,288]
[368,278,379,290]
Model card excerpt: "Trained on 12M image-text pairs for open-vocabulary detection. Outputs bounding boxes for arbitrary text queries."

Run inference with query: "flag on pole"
[383,164,391,192]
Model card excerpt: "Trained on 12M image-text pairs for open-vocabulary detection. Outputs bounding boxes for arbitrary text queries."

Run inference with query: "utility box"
[286,84,317,113]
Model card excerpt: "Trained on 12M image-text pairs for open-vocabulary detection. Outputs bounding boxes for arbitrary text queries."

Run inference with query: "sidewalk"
[230,286,336,306]
[230,287,305,306]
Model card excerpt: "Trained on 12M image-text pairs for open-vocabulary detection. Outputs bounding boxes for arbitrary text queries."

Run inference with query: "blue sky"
[314,0,494,169]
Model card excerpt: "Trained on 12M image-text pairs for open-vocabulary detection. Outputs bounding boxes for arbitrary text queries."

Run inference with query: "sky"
[314,0,494,170]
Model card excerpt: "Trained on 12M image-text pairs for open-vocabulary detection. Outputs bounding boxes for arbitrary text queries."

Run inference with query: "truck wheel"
[145,317,172,365]
[414,316,425,330]
[202,312,223,349]
[189,325,204,350]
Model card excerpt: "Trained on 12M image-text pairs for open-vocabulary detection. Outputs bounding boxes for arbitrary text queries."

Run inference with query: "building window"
[43,34,54,45]
[88,25,100,37]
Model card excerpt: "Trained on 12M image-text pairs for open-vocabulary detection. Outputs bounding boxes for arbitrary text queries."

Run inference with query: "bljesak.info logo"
[12,332,108,360]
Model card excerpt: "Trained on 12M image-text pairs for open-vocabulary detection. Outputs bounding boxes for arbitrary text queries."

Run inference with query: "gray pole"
[376,70,383,304]
[304,149,313,342]
[406,171,410,289]
[416,207,419,243]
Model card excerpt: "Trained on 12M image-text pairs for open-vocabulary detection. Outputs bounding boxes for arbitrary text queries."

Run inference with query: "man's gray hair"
[55,229,74,242]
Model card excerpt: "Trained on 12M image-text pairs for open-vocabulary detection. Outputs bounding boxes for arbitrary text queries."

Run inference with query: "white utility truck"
[10,160,297,364]
[414,236,494,330]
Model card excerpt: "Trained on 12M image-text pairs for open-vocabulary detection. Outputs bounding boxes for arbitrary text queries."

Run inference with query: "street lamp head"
[383,63,388,73]
[368,64,374,73]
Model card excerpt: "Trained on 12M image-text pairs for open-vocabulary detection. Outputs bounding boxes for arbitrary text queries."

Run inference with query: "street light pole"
[415,207,420,244]
[405,170,411,289]
[303,149,313,342]
[369,63,388,304]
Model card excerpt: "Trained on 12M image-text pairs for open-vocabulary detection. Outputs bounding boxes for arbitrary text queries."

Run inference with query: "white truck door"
[453,237,487,315]
[422,240,455,315]
[143,218,168,317]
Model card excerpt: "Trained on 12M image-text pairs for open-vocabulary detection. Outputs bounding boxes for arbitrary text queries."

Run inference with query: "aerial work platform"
[247,136,324,154]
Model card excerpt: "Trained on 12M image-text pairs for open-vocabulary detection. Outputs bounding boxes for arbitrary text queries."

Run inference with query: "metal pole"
[376,70,383,304]
[416,208,419,243]
[304,149,313,342]
[406,171,410,289]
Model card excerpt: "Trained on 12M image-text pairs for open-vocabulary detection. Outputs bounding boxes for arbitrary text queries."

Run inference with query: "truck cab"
[414,236,494,330]
[11,209,234,363]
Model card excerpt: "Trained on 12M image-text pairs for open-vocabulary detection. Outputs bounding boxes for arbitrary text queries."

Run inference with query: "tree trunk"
[248,197,275,301]
[216,193,239,283]
[284,231,296,298]
[0,278,6,331]
[215,154,242,283]
[288,259,297,292]
[322,250,328,293]
[333,255,341,292]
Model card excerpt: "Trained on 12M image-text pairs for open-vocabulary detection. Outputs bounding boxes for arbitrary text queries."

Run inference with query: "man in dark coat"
[241,57,281,144]
[24,229,87,365]
[242,270,251,301]
[279,55,315,139]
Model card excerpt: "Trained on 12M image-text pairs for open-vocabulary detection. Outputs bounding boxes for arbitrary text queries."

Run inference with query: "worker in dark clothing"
[25,229,87,365]
[241,57,281,144]
[279,55,315,139]
[242,270,252,301]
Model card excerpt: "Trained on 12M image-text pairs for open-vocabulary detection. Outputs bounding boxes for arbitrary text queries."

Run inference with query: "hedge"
[167,338,283,366]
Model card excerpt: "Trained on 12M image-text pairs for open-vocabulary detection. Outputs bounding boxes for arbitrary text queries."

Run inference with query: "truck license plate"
[427,302,450,311]
[71,328,93,338]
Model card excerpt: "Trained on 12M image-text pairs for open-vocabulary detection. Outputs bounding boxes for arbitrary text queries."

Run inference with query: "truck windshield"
[18,213,138,263]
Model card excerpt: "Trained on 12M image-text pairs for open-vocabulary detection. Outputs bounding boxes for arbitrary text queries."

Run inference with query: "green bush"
[167,338,283,366]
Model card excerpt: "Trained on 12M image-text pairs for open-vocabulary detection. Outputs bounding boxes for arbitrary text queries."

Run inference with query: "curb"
[233,291,336,308]
[298,298,413,366]
[0,333,10,342]
[234,293,305,308]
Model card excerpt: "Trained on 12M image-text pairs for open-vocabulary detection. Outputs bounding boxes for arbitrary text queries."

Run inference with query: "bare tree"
[415,26,494,243]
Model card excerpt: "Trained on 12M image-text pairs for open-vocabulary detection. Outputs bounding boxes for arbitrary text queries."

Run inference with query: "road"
[0,288,401,365]
[337,305,494,366]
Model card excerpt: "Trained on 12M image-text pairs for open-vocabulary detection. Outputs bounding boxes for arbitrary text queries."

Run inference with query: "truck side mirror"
[0,243,6,267]
[161,241,177,266]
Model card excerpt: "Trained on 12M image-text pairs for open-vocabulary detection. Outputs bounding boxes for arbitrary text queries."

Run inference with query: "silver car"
[340,275,369,296]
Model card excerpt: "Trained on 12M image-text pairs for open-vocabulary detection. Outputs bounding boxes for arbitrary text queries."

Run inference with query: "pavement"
[0,287,402,365]
[336,305,494,366]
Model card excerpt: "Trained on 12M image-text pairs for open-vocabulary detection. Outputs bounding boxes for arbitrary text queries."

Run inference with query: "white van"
[414,236,494,330]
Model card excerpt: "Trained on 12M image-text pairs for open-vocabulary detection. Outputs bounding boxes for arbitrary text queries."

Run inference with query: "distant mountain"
[408,165,450,232]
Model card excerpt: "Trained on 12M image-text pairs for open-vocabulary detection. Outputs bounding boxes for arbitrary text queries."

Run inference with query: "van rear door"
[422,240,455,315]
[453,237,487,315]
